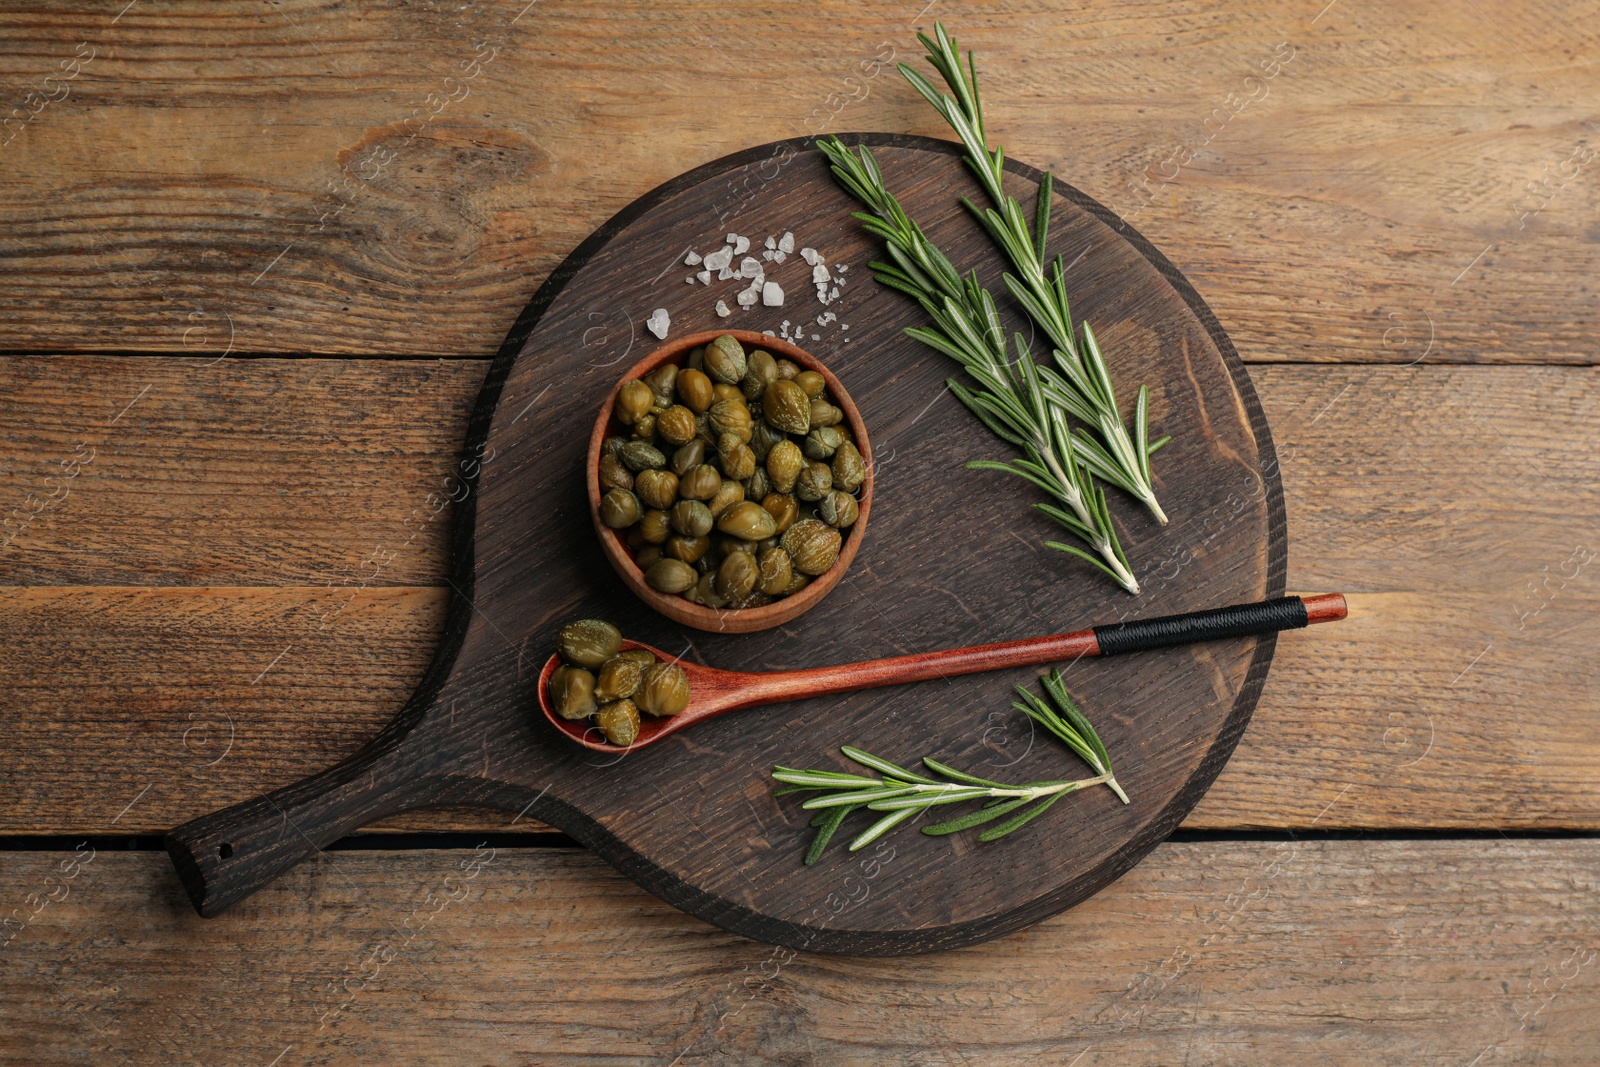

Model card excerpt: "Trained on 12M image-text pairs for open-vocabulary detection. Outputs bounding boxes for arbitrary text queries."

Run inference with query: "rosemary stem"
[1037,442,1140,595]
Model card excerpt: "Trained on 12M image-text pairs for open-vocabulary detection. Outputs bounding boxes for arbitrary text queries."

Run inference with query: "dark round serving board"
[167,134,1285,956]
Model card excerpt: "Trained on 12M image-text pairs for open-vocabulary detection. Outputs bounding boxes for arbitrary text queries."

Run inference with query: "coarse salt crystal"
[646,308,670,339]
[740,256,762,277]
[737,288,759,307]
[725,232,739,245]
[812,264,830,284]
[717,266,734,281]
[762,281,784,306]
[703,247,732,271]
[696,270,711,285]
[733,236,750,255]
[765,236,776,249]
[773,250,787,264]
[778,232,795,253]
[684,250,702,266]
[686,275,696,284]
[762,249,776,261]
[800,247,820,266]
[715,300,731,317]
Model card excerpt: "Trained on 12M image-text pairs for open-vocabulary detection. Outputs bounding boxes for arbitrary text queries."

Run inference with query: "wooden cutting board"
[167,133,1286,956]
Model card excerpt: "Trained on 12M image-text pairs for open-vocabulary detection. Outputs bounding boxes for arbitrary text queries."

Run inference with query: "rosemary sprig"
[773,669,1127,863]
[819,135,1143,592]
[901,22,1170,526]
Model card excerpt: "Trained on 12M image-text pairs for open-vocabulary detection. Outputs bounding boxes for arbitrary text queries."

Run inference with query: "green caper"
[644,363,678,407]
[600,488,642,528]
[645,557,698,593]
[810,399,843,428]
[722,440,757,481]
[679,463,722,501]
[704,334,748,384]
[671,439,706,477]
[594,655,645,702]
[637,662,691,717]
[782,518,842,575]
[712,382,742,403]
[717,500,778,541]
[757,547,793,595]
[716,550,760,601]
[745,467,772,501]
[616,380,654,425]
[707,479,744,520]
[676,366,714,414]
[775,358,800,380]
[635,544,662,568]
[780,570,812,596]
[793,370,826,399]
[795,461,833,503]
[708,399,754,444]
[767,439,804,493]
[803,425,843,461]
[617,648,656,669]
[634,469,679,510]
[631,412,657,441]
[618,441,666,473]
[549,665,598,720]
[557,619,622,669]
[596,699,641,746]
[763,379,811,435]
[669,499,713,537]
[748,419,781,464]
[742,349,779,401]
[685,346,706,372]
[656,405,697,447]
[639,508,672,543]
[717,535,758,556]
[664,534,712,565]
[761,492,799,535]
[601,436,628,458]
[818,490,859,529]
[730,590,775,610]
[693,570,728,609]
[598,454,634,492]
[831,440,866,492]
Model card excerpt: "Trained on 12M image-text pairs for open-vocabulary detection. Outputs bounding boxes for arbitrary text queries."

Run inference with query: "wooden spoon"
[542,593,1348,751]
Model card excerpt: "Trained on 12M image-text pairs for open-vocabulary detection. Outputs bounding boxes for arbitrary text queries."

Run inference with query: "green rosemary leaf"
[1033,171,1053,262]
[922,796,1034,835]
[772,768,883,787]
[802,786,915,809]
[848,806,920,851]
[805,804,858,865]
[866,787,992,811]
[978,788,1074,842]
[921,757,1012,789]
[842,746,937,784]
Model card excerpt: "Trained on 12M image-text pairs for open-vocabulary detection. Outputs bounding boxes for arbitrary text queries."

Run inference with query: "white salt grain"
[740,256,762,278]
[800,247,820,266]
[696,270,711,285]
[778,232,795,253]
[684,250,702,266]
[725,232,739,246]
[715,300,731,317]
[737,288,759,307]
[773,250,787,264]
[646,309,670,339]
[733,235,750,255]
[717,266,734,281]
[703,247,733,271]
[762,281,784,306]
[765,236,776,249]
[812,264,830,284]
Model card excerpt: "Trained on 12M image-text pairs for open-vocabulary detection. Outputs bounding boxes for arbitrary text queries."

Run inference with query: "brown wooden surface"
[3,0,1597,1057]
[5,842,1599,1064]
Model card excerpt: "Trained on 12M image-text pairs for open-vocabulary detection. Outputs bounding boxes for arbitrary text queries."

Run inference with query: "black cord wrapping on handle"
[1093,596,1308,656]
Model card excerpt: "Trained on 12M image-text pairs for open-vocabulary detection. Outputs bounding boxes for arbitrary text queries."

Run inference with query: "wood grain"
[0,2,1594,363]
[2,363,1596,836]
[3,841,1596,1064]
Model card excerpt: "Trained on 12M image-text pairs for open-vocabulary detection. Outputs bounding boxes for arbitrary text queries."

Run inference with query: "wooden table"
[3,2,1596,1062]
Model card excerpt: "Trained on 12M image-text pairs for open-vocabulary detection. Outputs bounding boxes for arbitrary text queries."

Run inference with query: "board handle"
[164,729,428,917]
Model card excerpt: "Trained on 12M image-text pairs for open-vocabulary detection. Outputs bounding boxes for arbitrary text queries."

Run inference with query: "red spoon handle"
[711,593,1347,712]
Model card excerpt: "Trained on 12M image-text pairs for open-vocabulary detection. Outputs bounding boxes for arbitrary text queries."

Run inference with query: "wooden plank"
[2,841,1596,1063]
[1,361,1596,834]
[0,2,1594,363]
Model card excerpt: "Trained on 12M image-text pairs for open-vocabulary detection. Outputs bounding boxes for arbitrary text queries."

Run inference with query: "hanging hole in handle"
[217,842,234,860]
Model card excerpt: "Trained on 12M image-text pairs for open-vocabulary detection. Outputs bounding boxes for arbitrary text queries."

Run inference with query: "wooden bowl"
[586,329,873,633]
